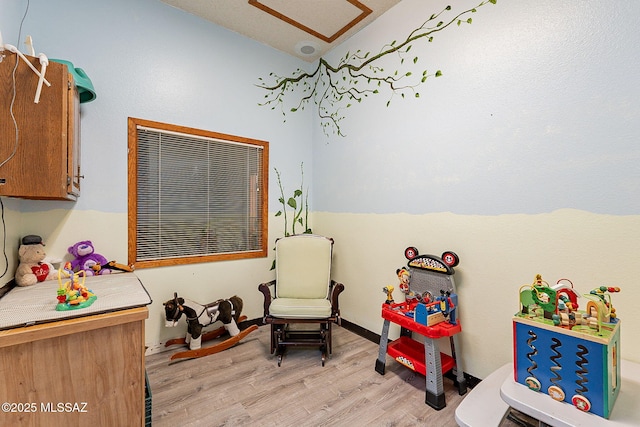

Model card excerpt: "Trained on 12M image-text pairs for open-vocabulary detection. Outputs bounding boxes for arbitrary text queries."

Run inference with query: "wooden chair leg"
[274,325,286,366]
[270,323,278,354]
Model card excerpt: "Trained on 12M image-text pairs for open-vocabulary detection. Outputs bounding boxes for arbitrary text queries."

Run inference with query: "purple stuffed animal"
[67,240,110,276]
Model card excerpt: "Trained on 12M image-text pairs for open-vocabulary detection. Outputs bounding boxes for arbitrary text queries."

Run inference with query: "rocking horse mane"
[179,299,209,325]
[178,302,199,319]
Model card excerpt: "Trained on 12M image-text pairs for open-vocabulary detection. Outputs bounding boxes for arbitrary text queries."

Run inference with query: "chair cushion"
[269,297,332,319]
[275,235,332,299]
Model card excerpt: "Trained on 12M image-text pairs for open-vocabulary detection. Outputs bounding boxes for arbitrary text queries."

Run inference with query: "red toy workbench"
[374,248,467,410]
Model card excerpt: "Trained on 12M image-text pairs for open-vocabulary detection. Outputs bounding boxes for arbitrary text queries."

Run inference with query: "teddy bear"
[15,235,56,287]
[67,240,110,276]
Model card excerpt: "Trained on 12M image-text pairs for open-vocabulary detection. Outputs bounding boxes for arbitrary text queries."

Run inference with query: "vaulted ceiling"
[160,0,401,62]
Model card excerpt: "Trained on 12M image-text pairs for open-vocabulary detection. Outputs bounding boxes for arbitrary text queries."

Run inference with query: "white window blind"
[132,121,266,265]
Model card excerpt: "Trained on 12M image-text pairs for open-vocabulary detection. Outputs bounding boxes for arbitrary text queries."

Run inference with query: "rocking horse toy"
[163,293,258,361]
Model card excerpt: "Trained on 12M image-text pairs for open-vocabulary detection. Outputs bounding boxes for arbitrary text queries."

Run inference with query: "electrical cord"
[0,0,30,282]
[0,55,21,169]
[0,0,29,169]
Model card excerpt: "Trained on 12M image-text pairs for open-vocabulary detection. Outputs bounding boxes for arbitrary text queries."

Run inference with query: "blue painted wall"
[313,0,640,215]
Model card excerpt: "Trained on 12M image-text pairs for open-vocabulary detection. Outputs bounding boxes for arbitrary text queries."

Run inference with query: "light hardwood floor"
[145,324,469,427]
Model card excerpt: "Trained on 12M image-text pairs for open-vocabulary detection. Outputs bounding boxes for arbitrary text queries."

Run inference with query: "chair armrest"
[258,280,276,319]
[330,280,345,319]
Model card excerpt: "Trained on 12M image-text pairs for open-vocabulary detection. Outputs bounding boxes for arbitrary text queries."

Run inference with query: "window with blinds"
[128,118,269,268]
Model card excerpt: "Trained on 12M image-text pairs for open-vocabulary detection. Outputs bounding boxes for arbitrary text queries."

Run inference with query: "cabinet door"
[0,52,80,200]
[67,77,81,197]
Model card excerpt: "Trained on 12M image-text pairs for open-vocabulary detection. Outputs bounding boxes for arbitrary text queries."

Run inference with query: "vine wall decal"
[257,0,497,137]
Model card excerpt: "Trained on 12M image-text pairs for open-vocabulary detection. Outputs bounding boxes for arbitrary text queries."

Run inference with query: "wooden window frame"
[127,117,269,269]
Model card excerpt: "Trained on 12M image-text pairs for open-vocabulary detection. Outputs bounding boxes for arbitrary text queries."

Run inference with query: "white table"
[501,360,640,427]
[455,363,512,427]
[456,360,640,427]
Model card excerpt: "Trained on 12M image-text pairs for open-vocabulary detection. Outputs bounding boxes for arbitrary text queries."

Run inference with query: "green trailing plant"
[271,163,311,270]
[257,0,497,137]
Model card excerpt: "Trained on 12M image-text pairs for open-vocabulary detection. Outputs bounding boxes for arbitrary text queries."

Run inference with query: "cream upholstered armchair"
[258,234,345,366]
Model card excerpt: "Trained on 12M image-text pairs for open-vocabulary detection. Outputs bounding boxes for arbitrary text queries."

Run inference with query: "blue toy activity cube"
[513,276,621,419]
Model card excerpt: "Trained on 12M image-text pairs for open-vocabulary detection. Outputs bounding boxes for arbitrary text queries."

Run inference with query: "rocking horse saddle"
[200,298,238,326]
[203,298,235,320]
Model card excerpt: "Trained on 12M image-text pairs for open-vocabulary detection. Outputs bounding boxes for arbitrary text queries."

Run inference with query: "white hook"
[34,53,49,103]
[3,44,51,87]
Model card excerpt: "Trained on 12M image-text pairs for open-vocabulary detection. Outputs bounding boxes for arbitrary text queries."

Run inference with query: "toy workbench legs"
[449,333,467,395]
[375,319,466,410]
[375,319,392,377]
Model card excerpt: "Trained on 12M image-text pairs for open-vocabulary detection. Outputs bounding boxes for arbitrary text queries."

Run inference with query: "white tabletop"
[0,273,151,330]
[455,363,512,427]
[500,360,640,426]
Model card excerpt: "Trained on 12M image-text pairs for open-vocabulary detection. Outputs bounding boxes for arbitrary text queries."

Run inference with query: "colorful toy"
[91,260,134,274]
[15,235,56,286]
[55,262,97,311]
[396,267,410,294]
[67,240,110,276]
[104,260,134,272]
[163,293,258,361]
[513,274,622,418]
[376,246,466,410]
[382,285,395,304]
[387,247,460,328]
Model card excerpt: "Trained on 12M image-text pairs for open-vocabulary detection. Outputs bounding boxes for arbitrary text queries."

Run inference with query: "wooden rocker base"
[169,325,258,361]
[165,316,258,361]
[165,315,249,348]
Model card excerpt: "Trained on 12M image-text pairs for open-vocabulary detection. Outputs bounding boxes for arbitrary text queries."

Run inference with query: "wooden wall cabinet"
[0,51,81,200]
